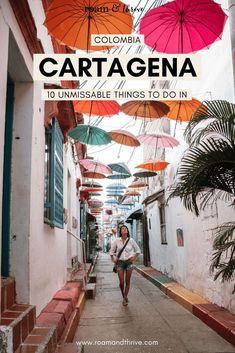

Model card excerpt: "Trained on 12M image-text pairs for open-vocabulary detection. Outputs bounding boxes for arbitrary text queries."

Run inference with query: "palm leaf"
[168,138,235,215]
[185,100,235,144]
[210,222,235,293]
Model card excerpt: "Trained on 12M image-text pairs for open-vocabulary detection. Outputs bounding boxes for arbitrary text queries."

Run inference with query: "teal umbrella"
[108,162,131,175]
[107,172,131,180]
[105,199,118,204]
[68,124,112,146]
[106,183,127,190]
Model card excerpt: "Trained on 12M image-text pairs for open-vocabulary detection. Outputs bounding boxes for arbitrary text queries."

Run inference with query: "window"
[44,118,64,228]
[158,195,167,244]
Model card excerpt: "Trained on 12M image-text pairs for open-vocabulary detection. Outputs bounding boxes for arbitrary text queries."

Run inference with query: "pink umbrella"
[79,159,112,175]
[137,132,179,148]
[139,0,227,53]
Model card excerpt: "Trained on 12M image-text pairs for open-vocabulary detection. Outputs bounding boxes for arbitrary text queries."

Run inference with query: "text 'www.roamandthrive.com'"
[76,339,159,346]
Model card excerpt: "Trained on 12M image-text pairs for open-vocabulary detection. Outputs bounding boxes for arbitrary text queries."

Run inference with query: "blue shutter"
[51,118,64,228]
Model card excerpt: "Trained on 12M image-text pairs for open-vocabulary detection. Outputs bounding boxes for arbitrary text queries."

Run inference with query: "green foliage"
[168,100,235,289]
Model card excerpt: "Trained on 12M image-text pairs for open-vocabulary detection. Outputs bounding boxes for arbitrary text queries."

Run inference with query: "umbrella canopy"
[89,192,102,196]
[82,187,103,192]
[128,180,148,188]
[121,100,169,120]
[136,160,169,171]
[44,0,134,51]
[139,0,227,53]
[105,199,119,204]
[108,163,131,175]
[68,124,112,145]
[83,171,106,179]
[82,182,102,188]
[107,172,131,180]
[124,190,141,197]
[133,170,157,178]
[108,130,140,147]
[137,132,179,148]
[80,159,112,175]
[165,99,202,122]
[106,193,124,197]
[106,183,127,190]
[74,100,120,117]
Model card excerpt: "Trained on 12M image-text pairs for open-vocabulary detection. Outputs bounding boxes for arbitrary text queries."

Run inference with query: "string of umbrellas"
[43,0,228,218]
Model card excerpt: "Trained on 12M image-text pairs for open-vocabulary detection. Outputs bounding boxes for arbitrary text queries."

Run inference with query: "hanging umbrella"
[68,124,112,145]
[44,0,134,51]
[79,159,112,175]
[106,193,124,197]
[105,199,119,204]
[165,99,202,122]
[108,163,131,175]
[107,172,131,180]
[136,160,169,171]
[83,187,103,192]
[108,130,140,147]
[128,180,148,188]
[121,100,169,120]
[88,192,102,196]
[82,181,102,188]
[74,101,120,117]
[133,170,158,178]
[106,183,127,190]
[137,132,179,148]
[83,171,106,179]
[139,0,227,54]
[124,190,141,197]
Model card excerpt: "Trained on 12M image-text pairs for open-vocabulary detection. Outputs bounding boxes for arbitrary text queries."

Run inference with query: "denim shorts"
[116,259,134,271]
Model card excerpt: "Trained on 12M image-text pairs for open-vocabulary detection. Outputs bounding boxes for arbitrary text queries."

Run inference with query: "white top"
[109,237,141,261]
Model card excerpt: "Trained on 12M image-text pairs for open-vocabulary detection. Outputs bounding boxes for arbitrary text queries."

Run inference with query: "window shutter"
[51,119,64,228]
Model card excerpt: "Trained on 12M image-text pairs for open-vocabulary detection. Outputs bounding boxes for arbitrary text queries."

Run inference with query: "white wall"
[0,6,10,295]
[0,0,83,315]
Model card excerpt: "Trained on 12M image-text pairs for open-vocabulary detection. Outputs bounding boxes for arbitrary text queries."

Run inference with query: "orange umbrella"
[108,130,140,147]
[121,100,169,120]
[73,100,120,117]
[135,160,169,171]
[165,98,201,122]
[83,171,106,179]
[44,0,133,51]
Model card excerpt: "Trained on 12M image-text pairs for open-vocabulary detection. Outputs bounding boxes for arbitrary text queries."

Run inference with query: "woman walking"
[110,225,141,306]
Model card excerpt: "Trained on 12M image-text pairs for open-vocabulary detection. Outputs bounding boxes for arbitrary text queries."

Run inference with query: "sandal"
[122,298,128,306]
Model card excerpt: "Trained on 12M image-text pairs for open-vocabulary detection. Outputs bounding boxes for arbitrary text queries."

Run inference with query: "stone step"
[1,277,15,314]
[88,273,97,284]
[56,343,84,353]
[0,304,36,352]
[15,326,57,353]
[85,283,96,299]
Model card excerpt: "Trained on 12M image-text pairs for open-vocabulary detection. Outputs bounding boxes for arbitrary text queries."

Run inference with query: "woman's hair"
[119,225,130,238]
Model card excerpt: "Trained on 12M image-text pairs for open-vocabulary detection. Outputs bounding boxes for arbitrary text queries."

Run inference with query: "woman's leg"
[124,269,133,299]
[117,270,125,297]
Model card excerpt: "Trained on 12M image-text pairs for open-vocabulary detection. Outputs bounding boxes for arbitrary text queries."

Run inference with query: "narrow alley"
[74,253,235,353]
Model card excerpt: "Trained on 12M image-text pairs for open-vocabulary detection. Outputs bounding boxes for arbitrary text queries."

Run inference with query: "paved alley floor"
[74,253,235,353]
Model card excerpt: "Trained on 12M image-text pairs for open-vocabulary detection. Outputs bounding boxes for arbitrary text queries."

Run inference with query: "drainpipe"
[229,0,235,92]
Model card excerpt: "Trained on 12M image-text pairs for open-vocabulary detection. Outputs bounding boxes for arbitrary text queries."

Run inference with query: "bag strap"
[117,238,130,259]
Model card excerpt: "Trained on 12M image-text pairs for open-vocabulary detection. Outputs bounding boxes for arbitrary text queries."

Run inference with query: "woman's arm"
[129,238,141,262]
[109,239,118,263]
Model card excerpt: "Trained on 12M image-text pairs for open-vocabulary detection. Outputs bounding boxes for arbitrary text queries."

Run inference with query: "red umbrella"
[73,100,120,117]
[139,0,227,53]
